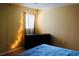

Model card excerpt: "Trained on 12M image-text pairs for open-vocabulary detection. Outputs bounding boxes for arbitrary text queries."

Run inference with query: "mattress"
[19,44,79,56]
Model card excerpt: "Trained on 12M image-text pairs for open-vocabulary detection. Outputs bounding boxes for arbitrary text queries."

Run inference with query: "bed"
[19,44,79,56]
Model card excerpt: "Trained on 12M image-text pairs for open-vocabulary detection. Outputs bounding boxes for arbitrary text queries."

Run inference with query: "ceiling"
[17,3,74,9]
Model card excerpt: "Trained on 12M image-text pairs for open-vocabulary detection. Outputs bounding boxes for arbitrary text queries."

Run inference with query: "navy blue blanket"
[19,44,79,56]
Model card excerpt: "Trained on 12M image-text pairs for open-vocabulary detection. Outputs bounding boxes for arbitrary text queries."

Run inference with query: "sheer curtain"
[25,13,35,34]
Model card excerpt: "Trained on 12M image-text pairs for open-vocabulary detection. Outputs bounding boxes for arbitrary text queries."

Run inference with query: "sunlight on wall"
[11,13,24,49]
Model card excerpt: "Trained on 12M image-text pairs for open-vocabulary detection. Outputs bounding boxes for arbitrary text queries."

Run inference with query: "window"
[25,14,35,34]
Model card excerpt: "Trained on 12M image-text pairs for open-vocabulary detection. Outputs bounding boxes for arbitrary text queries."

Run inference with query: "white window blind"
[25,14,35,29]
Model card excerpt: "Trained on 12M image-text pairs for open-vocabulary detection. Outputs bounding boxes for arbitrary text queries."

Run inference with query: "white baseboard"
[0,47,22,56]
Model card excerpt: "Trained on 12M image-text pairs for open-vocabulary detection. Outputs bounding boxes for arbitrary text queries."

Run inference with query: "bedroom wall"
[7,5,25,50]
[0,4,37,53]
[0,4,24,53]
[0,4,8,53]
[37,4,79,50]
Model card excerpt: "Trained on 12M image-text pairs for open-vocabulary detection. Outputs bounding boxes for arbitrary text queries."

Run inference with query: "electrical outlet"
[62,40,66,44]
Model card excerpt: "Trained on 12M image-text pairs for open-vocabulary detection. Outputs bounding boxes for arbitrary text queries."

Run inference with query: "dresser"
[24,34,54,50]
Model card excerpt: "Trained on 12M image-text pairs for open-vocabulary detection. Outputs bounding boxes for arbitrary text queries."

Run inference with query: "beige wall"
[0,4,37,53]
[7,5,24,49]
[0,4,8,53]
[0,4,24,53]
[37,4,79,50]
